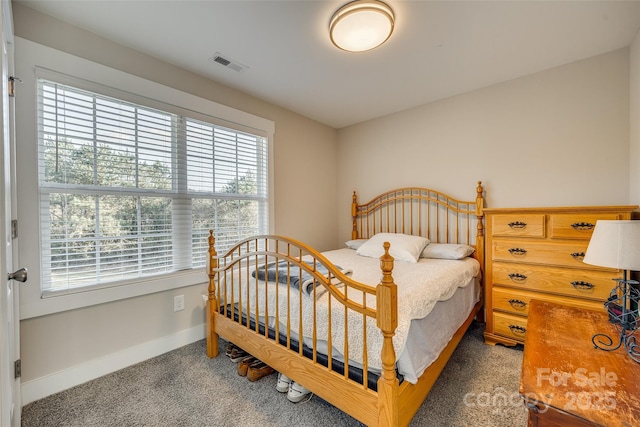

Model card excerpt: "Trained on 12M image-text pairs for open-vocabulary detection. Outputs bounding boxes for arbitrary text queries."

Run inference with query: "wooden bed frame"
[206,182,485,426]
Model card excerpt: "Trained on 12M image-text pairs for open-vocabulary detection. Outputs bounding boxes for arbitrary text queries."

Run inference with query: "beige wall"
[337,49,632,240]
[13,3,338,389]
[630,29,640,206]
[20,286,207,381]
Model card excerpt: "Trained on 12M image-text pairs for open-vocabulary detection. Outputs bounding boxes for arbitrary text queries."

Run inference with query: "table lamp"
[583,220,640,363]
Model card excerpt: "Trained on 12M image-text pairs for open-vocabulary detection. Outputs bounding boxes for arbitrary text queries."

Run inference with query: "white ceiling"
[15,0,640,129]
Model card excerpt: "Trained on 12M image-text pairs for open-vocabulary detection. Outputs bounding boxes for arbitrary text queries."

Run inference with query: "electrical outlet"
[174,295,185,312]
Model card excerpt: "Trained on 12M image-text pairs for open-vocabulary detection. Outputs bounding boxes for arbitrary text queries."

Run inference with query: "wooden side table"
[520,300,640,427]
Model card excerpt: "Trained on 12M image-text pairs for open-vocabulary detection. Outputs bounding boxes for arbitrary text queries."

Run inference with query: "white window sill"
[20,269,207,320]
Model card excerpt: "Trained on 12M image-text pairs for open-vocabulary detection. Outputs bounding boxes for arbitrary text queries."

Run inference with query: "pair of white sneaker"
[276,373,312,403]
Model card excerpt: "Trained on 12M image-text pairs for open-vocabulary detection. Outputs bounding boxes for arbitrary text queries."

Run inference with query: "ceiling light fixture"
[329,0,395,52]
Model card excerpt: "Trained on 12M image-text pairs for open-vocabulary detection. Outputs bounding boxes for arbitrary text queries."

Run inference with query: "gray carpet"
[21,323,528,426]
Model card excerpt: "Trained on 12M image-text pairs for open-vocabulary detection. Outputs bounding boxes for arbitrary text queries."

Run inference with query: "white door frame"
[0,0,19,425]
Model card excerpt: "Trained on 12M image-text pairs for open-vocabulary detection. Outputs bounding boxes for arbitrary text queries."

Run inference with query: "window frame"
[16,40,275,319]
[37,80,269,295]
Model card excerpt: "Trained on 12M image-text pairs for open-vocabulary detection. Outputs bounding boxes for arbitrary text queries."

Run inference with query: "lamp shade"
[329,0,395,52]
[583,220,640,271]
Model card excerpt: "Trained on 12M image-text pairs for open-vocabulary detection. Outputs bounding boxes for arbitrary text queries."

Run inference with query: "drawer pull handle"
[508,325,527,336]
[571,280,595,290]
[508,221,527,229]
[570,252,585,260]
[508,299,527,309]
[508,273,528,282]
[508,248,527,256]
[571,222,595,231]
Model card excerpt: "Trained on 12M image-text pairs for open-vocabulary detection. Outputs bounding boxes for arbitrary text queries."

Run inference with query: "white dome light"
[329,0,395,52]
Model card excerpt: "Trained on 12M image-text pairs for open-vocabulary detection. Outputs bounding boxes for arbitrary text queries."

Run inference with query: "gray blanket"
[252,260,348,296]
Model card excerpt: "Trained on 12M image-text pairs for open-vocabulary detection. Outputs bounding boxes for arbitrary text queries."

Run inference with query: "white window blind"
[37,79,269,294]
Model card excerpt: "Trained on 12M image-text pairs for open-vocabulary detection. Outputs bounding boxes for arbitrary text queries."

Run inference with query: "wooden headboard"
[351,181,485,268]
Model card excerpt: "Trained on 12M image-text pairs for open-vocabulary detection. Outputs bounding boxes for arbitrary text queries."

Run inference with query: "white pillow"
[356,233,430,263]
[345,239,368,250]
[420,243,475,260]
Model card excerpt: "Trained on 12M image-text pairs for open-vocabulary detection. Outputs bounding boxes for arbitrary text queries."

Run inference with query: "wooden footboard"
[205,182,485,426]
[207,234,399,426]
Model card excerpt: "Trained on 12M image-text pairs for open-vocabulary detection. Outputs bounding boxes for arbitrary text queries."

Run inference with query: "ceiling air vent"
[209,53,248,73]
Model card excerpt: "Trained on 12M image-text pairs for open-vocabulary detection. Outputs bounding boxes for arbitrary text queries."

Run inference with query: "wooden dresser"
[483,205,636,346]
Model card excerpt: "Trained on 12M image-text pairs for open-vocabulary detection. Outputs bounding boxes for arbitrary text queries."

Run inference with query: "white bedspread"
[219,248,480,373]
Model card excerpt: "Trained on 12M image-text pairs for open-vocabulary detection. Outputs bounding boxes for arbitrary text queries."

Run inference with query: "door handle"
[8,267,27,282]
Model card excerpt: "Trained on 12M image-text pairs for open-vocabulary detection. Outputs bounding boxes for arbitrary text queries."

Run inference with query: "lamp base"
[592,279,640,363]
[592,330,640,363]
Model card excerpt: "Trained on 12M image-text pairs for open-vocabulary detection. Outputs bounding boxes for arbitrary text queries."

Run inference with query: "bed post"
[475,181,485,323]
[475,181,484,268]
[206,230,219,358]
[376,242,399,426]
[352,191,358,240]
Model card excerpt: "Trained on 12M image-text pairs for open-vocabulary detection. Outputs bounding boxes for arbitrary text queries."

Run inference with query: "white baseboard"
[21,324,206,405]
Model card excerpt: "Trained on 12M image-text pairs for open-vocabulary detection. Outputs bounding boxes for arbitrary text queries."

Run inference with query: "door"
[0,1,19,426]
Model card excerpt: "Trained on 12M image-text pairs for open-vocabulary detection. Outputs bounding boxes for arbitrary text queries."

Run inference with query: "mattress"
[218,247,481,382]
[397,277,480,383]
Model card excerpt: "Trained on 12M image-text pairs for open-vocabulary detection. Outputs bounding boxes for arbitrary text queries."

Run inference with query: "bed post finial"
[352,191,358,240]
[206,230,219,358]
[208,230,218,273]
[377,242,399,425]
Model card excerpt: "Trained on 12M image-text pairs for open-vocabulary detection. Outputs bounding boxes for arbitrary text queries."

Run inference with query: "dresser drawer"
[490,214,545,238]
[491,240,608,269]
[492,262,615,300]
[549,213,621,240]
[493,312,528,342]
[493,287,606,316]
